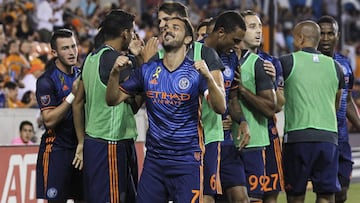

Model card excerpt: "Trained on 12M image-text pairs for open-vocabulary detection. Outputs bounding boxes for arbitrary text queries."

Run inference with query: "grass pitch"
[277,182,360,202]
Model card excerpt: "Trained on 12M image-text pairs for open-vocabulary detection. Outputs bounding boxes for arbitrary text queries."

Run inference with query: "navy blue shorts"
[264,135,284,195]
[83,136,138,203]
[220,144,246,191]
[282,142,341,195]
[240,148,266,199]
[203,141,222,195]
[338,141,354,188]
[137,154,202,203]
[36,144,84,201]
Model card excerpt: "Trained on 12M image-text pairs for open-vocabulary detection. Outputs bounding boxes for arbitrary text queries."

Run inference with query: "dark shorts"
[282,142,341,196]
[36,144,84,201]
[240,148,266,199]
[204,141,222,195]
[137,155,202,203]
[83,136,138,203]
[220,144,246,191]
[338,141,354,188]
[264,135,284,195]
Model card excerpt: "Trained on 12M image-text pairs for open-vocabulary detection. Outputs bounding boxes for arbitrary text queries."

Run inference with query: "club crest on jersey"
[179,77,190,90]
[223,66,232,77]
[40,95,51,106]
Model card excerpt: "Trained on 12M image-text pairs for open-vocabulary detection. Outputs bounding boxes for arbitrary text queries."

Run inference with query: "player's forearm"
[239,86,275,118]
[274,89,285,113]
[41,101,72,129]
[206,77,226,114]
[106,70,123,106]
[347,95,360,130]
[73,93,85,145]
[228,89,246,124]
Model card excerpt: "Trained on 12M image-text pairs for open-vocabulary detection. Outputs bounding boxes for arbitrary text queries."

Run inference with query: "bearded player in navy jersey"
[106,17,226,203]
[318,15,360,203]
[36,29,84,202]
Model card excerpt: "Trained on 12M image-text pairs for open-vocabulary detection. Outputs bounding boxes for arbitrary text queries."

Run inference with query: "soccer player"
[279,20,344,203]
[317,15,360,203]
[200,11,252,203]
[106,16,226,203]
[35,29,84,202]
[147,2,226,202]
[72,10,138,203]
[239,10,285,203]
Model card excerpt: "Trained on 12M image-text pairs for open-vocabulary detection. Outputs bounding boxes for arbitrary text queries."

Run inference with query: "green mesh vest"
[159,42,224,144]
[232,53,269,148]
[284,51,338,133]
[82,47,137,141]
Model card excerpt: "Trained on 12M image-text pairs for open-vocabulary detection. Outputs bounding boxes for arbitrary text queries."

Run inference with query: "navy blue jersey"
[258,50,284,136]
[334,52,354,142]
[121,57,207,162]
[219,51,238,145]
[36,62,80,149]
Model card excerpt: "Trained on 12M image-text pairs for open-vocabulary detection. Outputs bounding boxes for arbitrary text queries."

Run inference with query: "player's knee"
[335,189,348,203]
[204,195,215,203]
[228,193,250,203]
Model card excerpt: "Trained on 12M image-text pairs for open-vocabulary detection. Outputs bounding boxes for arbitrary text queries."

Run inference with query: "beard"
[162,33,184,52]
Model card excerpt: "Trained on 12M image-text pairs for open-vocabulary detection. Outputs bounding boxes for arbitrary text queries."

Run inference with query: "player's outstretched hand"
[72,143,83,170]
[237,121,250,150]
[263,60,276,83]
[141,37,159,63]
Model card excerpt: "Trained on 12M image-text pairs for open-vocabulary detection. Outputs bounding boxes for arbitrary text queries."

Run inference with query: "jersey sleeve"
[36,76,58,110]
[273,57,284,89]
[99,50,120,85]
[201,45,225,71]
[199,75,208,96]
[255,58,275,92]
[120,64,145,95]
[334,61,345,90]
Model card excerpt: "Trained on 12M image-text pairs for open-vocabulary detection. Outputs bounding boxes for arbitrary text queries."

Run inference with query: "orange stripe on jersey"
[199,164,204,203]
[216,142,223,194]
[40,106,56,111]
[273,137,285,191]
[119,86,131,96]
[197,96,204,203]
[198,97,205,153]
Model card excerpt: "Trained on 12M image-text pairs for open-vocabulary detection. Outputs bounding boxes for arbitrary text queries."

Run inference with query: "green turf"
[277,182,360,202]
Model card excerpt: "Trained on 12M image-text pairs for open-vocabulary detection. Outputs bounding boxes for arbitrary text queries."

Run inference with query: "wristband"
[65,93,75,104]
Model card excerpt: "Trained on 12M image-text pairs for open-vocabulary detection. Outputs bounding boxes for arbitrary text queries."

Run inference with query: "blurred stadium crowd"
[0,0,360,127]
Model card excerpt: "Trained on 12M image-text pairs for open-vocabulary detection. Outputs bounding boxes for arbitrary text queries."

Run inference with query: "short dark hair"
[213,11,247,33]
[196,18,212,33]
[240,10,258,18]
[4,81,17,89]
[50,29,74,50]
[317,15,339,32]
[19,120,33,131]
[95,9,135,47]
[158,2,188,18]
